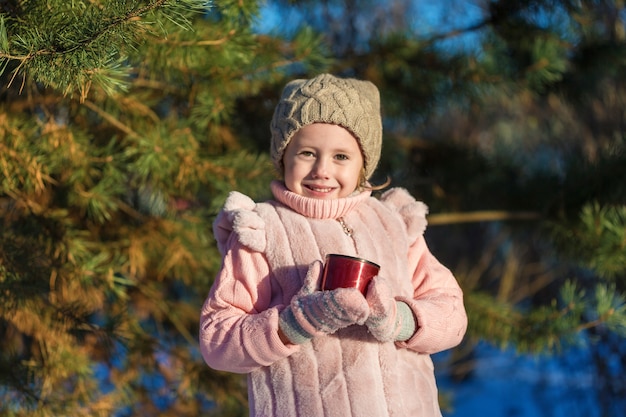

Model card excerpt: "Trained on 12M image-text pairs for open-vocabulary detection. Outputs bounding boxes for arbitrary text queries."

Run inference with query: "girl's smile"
[282,123,364,199]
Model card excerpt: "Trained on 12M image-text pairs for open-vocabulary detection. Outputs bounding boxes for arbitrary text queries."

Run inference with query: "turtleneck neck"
[270,180,371,220]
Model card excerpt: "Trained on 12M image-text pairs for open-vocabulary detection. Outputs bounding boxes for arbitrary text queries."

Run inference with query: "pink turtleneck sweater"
[200,181,467,417]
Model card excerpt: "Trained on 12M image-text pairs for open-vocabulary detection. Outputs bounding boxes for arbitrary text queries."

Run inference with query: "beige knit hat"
[270,73,382,180]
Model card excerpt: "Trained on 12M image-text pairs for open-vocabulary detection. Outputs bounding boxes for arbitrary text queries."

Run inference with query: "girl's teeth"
[305,184,334,193]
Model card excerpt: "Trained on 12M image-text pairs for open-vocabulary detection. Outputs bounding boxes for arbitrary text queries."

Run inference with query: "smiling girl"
[199,73,467,417]
[283,123,364,199]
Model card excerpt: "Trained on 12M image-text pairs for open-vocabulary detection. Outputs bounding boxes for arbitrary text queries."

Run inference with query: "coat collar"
[270,180,371,219]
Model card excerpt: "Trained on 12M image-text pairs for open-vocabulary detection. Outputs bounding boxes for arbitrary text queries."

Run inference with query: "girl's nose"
[311,158,329,178]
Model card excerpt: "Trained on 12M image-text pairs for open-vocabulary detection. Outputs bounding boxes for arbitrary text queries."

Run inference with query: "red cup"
[321,254,380,295]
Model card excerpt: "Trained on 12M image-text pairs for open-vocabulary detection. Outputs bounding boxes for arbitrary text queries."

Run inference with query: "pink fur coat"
[200,181,467,417]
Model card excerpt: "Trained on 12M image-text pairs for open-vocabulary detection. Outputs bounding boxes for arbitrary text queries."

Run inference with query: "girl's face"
[282,123,364,199]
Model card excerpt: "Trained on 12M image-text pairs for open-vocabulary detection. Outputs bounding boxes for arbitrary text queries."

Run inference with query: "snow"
[436,343,608,417]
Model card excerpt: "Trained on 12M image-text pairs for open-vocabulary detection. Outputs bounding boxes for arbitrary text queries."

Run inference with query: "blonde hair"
[358,168,391,192]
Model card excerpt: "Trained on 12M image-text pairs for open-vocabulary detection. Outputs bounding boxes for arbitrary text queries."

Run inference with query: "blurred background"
[1,1,625,416]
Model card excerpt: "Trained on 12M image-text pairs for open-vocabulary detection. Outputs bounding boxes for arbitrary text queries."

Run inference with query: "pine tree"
[0,1,328,415]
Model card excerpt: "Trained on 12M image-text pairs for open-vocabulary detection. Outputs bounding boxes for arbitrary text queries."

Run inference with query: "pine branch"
[467,280,626,354]
[0,0,204,98]
[154,29,238,46]
[428,210,541,225]
[82,99,139,138]
[0,0,168,62]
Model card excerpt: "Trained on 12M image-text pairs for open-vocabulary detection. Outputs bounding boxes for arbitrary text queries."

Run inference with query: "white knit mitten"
[279,261,370,344]
[365,276,416,342]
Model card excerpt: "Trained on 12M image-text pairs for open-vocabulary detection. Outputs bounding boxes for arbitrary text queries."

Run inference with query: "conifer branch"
[82,100,139,138]
[428,210,541,225]
[0,0,168,62]
[155,29,237,46]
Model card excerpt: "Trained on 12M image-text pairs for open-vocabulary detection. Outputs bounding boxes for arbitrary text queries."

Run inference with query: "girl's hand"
[279,260,370,345]
[365,276,413,342]
[365,276,398,342]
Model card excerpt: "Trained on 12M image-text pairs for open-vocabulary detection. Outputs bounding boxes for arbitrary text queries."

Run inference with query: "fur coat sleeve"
[380,188,468,354]
[199,192,299,374]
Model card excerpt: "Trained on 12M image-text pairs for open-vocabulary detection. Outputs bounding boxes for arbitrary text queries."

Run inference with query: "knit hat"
[270,73,382,180]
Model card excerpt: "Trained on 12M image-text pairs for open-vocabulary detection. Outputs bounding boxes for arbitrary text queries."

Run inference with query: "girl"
[200,73,467,417]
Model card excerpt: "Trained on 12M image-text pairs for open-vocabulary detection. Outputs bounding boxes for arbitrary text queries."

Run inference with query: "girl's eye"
[335,154,349,161]
[300,151,315,157]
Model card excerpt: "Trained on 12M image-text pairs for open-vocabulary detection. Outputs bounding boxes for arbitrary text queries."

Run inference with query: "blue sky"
[255,0,484,52]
